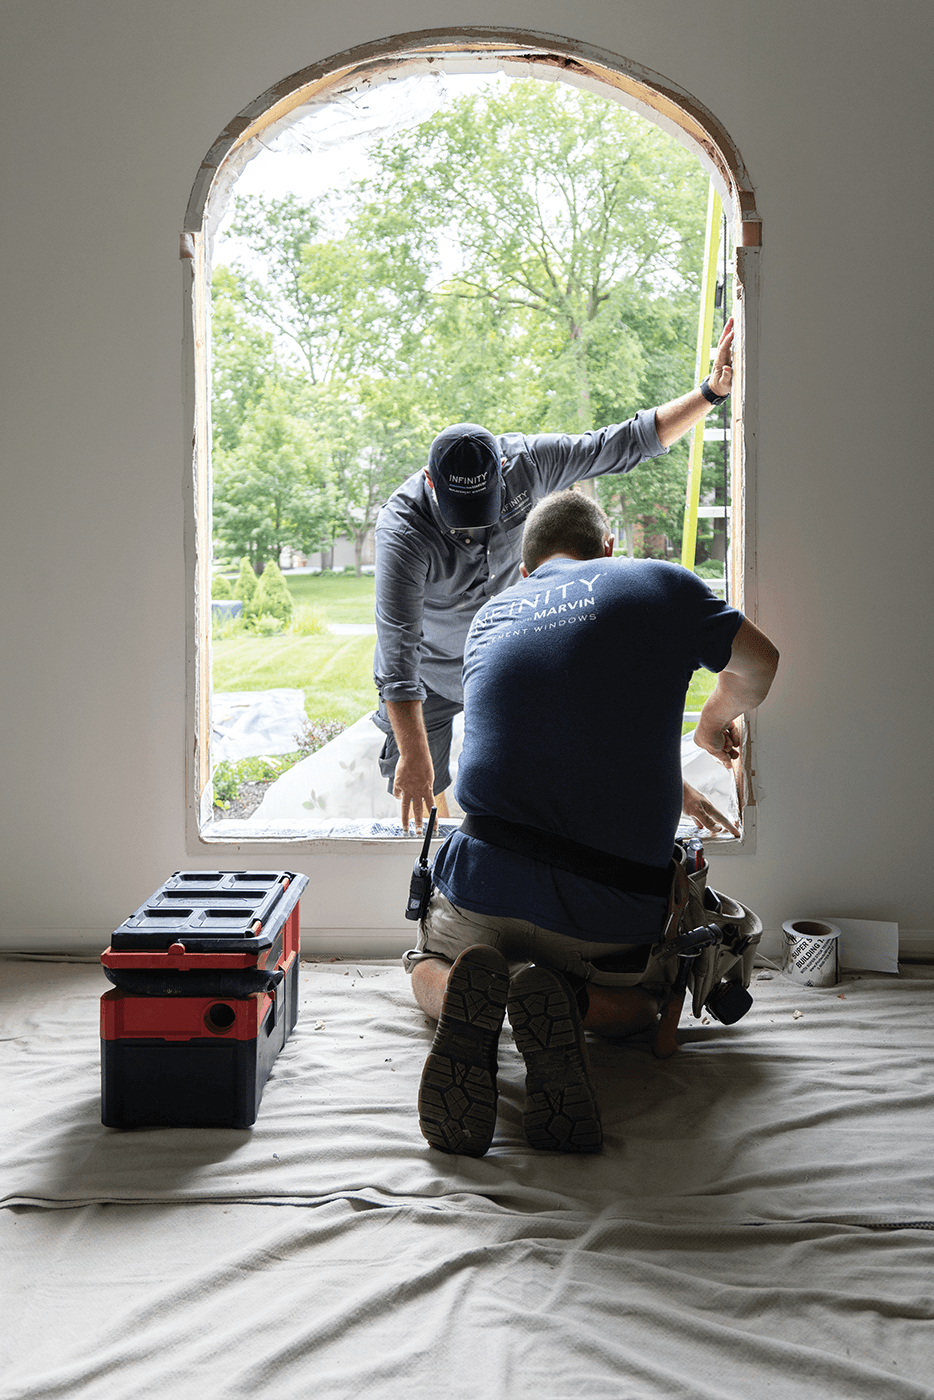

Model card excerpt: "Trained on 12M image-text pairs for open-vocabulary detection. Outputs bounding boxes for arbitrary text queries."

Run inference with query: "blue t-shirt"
[373,412,666,705]
[431,556,743,943]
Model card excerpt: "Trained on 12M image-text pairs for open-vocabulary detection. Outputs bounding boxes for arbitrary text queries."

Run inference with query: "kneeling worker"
[405,490,779,1157]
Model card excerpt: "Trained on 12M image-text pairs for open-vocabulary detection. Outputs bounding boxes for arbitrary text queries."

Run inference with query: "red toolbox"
[100,870,307,1128]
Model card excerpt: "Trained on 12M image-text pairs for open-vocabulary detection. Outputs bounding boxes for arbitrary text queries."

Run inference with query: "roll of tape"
[781,919,841,988]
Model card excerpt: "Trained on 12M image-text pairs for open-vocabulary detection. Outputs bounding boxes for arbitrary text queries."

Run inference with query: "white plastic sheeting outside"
[252,712,466,823]
[251,709,735,833]
[260,73,450,161]
[211,689,308,766]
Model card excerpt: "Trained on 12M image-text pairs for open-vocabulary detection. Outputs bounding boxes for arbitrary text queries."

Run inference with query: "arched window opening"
[183,33,760,849]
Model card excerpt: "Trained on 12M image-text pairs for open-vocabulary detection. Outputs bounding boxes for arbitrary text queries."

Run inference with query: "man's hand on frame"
[394,753,436,837]
[707,316,734,397]
[682,780,741,839]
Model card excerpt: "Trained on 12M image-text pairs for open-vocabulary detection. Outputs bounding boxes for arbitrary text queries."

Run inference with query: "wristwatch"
[699,376,730,406]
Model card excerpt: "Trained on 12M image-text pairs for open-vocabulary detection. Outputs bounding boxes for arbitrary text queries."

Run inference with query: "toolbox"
[100,870,307,1129]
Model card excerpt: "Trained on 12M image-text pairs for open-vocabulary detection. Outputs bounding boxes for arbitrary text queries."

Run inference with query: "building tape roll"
[781,919,841,988]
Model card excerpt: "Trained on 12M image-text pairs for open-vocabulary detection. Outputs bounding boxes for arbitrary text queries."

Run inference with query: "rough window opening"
[184,33,761,850]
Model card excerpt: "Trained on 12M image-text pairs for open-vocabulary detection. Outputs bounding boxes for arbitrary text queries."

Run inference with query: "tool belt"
[460,814,762,1028]
[588,844,762,1023]
[460,814,671,897]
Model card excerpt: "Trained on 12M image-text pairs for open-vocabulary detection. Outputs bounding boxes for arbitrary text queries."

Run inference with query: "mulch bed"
[214,780,276,822]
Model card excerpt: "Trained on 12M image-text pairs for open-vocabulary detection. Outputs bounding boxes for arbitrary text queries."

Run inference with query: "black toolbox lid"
[110,871,308,953]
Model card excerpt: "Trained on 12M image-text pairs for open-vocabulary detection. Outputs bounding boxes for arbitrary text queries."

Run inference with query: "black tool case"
[100,870,307,1128]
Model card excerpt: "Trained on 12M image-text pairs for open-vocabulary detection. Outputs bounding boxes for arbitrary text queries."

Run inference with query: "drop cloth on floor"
[1,957,933,1398]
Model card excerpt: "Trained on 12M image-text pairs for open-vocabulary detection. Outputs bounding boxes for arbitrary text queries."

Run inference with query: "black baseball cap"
[427,423,503,529]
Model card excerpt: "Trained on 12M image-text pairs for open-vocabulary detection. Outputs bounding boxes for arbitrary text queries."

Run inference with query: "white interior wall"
[1,0,931,954]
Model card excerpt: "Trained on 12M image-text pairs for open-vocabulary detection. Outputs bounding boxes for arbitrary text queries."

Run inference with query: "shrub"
[234,556,259,614]
[254,559,293,624]
[250,612,285,636]
[212,574,234,599]
[295,717,347,757]
[212,760,241,808]
[211,611,247,640]
[238,755,297,783]
[291,604,327,636]
[212,753,301,809]
[694,558,726,579]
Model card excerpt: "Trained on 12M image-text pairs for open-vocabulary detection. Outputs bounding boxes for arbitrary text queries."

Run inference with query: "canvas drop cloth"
[2,955,934,1398]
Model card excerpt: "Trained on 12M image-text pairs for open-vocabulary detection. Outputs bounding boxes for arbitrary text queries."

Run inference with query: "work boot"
[508,964,603,1153]
[418,944,509,1157]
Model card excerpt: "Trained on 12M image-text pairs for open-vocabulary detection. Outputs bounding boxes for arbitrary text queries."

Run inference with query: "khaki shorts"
[402,888,657,987]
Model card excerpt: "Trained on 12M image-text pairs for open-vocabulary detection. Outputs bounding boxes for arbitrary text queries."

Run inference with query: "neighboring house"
[280,530,375,573]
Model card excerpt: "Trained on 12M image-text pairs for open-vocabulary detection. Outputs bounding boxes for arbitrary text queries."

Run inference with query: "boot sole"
[508,965,603,1153]
[418,945,509,1157]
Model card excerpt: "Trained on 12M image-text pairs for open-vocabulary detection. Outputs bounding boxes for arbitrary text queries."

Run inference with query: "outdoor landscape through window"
[203,67,738,838]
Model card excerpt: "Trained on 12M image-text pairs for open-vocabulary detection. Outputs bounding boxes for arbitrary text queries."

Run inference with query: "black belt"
[460,814,672,899]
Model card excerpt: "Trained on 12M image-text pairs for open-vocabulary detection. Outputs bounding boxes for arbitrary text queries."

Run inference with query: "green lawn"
[284,572,376,624]
[213,572,378,726]
[212,632,377,725]
[215,570,716,731]
[683,668,718,733]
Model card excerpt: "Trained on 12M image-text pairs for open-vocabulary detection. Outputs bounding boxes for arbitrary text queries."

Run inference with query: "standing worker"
[373,321,736,831]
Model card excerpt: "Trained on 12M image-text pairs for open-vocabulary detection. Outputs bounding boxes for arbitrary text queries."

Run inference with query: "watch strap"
[700,376,729,406]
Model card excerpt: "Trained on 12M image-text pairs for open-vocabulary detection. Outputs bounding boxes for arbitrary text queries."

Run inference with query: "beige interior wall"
[1,0,931,954]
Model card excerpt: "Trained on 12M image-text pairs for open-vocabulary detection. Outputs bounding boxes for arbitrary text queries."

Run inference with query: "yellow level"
[681,181,723,570]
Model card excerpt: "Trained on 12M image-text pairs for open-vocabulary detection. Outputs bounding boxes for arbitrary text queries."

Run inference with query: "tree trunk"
[571,323,597,499]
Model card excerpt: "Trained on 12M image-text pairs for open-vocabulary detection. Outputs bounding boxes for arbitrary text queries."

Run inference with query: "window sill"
[197,813,748,852]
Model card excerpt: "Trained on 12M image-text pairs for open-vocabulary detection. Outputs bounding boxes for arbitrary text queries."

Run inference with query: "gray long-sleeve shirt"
[373,410,667,706]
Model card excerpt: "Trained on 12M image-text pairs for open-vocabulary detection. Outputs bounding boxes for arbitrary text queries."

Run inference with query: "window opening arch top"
[186,31,761,850]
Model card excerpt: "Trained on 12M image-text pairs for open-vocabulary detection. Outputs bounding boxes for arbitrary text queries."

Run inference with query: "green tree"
[416,288,542,430]
[598,448,689,558]
[228,193,430,383]
[213,384,335,571]
[303,376,435,573]
[369,81,707,436]
[362,79,707,551]
[220,190,435,572]
[225,195,334,378]
[211,267,279,453]
[213,78,712,568]
[592,285,706,555]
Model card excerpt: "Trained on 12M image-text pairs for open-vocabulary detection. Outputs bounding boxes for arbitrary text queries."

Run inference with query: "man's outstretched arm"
[385,699,436,835]
[694,617,780,768]
[654,318,734,449]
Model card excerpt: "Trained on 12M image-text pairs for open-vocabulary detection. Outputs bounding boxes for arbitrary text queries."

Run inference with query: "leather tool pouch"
[586,845,762,1021]
[670,847,762,1019]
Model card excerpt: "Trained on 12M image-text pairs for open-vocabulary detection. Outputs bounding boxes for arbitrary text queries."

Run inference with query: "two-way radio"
[404,806,438,921]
